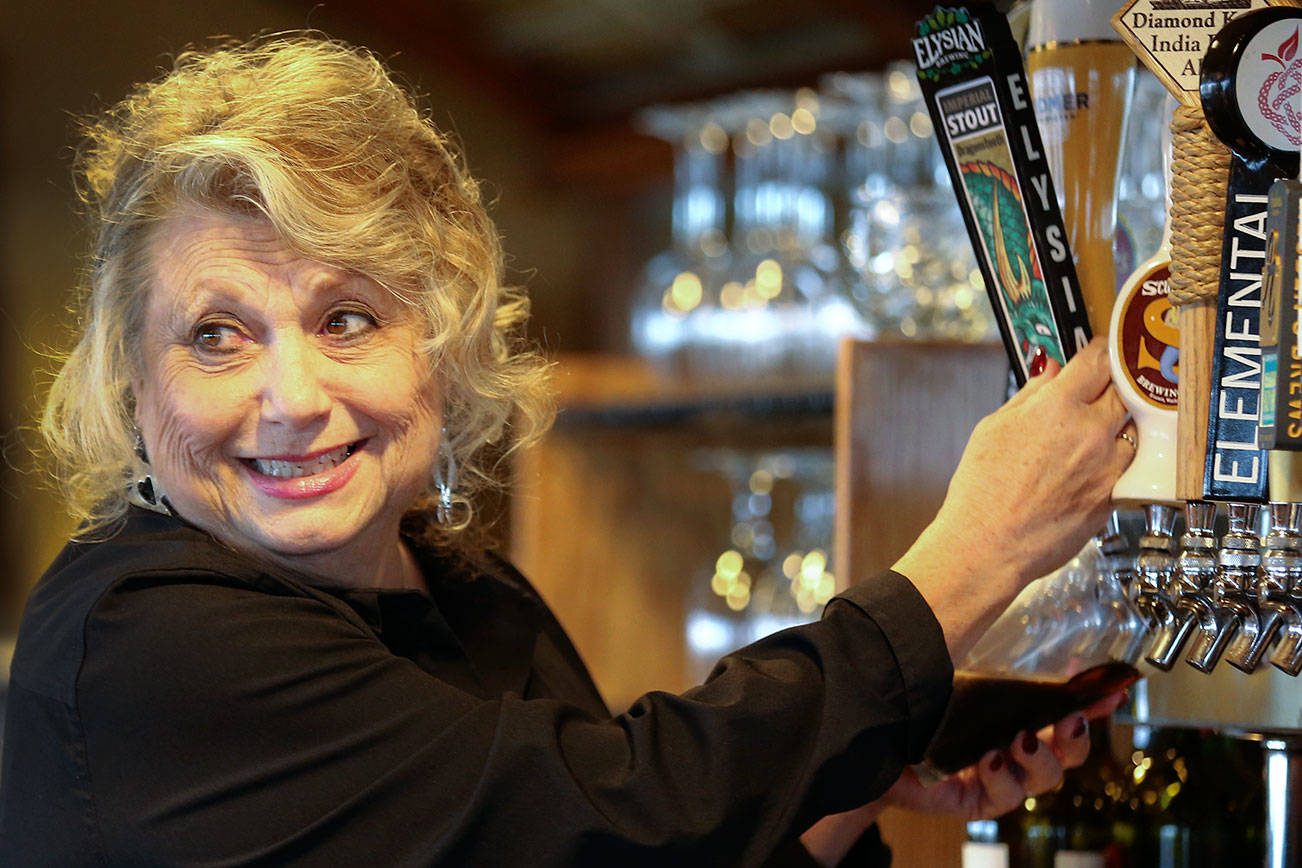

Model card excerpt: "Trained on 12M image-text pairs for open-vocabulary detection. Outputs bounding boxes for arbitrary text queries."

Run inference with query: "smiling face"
[134,209,441,586]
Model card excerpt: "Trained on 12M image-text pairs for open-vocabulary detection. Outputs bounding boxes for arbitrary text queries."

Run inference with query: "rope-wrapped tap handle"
[1168,104,1232,307]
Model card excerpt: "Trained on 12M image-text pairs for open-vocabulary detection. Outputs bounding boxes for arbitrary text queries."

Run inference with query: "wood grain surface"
[1176,300,1215,500]
[835,339,1008,868]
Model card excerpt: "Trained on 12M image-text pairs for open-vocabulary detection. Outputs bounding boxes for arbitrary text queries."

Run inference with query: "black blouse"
[0,507,952,866]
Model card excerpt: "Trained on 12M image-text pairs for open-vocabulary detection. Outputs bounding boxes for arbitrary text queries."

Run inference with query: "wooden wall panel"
[834,340,1008,868]
[834,341,1008,583]
[511,356,833,709]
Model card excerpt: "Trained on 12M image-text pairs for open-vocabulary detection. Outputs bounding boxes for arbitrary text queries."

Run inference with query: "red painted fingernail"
[1029,346,1047,376]
[989,754,1004,772]
[1022,732,1039,754]
[1072,716,1087,739]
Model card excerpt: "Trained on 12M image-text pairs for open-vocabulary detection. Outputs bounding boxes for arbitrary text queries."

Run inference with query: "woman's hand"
[798,692,1125,866]
[894,338,1136,657]
[884,690,1124,821]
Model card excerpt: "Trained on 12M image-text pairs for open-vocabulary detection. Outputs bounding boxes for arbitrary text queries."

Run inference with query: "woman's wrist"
[798,802,885,867]
[891,517,1023,661]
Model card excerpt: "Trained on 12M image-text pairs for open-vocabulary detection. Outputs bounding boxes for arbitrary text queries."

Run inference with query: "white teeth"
[250,444,353,479]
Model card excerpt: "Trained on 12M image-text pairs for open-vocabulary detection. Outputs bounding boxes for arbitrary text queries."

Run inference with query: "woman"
[0,36,1134,866]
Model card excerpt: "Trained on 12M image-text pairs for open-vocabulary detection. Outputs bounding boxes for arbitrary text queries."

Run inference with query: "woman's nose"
[259,333,331,425]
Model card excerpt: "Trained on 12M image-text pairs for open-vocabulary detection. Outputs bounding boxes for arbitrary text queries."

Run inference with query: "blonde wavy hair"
[42,34,554,543]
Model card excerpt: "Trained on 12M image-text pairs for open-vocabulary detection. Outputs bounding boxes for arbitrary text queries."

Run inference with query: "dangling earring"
[432,432,467,528]
[433,436,457,524]
[128,428,175,516]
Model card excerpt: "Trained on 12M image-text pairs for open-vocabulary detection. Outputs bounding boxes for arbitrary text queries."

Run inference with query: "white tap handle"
[1110,247,1181,505]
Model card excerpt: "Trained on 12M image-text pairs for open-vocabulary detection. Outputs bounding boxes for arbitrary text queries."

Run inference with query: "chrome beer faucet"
[1146,501,1218,670]
[1186,503,1261,673]
[1097,511,1137,592]
[1132,504,1179,628]
[1223,503,1302,673]
[1259,503,1302,676]
[1096,510,1149,664]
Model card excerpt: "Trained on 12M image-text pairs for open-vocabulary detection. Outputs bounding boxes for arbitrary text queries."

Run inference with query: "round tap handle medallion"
[1201,5,1302,168]
[1117,261,1180,410]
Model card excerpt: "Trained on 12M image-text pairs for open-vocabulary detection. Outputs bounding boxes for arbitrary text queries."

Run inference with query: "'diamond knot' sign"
[1112,0,1277,103]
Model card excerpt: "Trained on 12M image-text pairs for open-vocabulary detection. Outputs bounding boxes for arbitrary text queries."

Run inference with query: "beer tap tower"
[913,5,1302,860]
[1110,3,1302,866]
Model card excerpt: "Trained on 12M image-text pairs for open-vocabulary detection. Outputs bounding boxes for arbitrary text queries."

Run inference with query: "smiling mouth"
[244,442,362,479]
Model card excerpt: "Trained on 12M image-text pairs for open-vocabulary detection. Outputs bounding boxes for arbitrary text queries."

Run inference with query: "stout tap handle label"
[914,4,1091,385]
[935,79,1070,376]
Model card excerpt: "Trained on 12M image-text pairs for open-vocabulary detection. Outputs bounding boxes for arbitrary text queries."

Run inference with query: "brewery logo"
[1119,261,1180,409]
[1026,67,1088,148]
[913,7,990,81]
[1236,19,1302,149]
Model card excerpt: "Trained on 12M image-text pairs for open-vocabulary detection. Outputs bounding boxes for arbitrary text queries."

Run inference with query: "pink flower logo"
[1259,27,1302,147]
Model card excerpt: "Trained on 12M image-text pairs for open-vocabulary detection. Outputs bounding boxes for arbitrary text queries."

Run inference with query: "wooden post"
[1176,299,1217,498]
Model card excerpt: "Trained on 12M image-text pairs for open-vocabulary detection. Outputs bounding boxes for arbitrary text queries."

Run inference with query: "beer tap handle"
[1185,500,1217,538]
[1136,503,1178,594]
[1149,503,1178,533]
[1093,509,1128,555]
[913,6,1089,383]
[1269,502,1302,537]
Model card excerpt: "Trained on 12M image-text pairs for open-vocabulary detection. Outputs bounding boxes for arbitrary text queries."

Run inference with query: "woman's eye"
[194,322,248,352]
[323,310,376,338]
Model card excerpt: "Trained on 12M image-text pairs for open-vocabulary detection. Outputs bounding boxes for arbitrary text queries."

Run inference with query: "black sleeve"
[762,824,891,868]
[76,569,951,867]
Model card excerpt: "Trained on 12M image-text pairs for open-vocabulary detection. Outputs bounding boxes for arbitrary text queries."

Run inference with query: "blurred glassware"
[1114,67,1169,288]
[629,102,733,369]
[963,530,1151,679]
[685,448,836,683]
[631,89,870,379]
[821,71,890,328]
[706,90,864,376]
[826,63,996,342]
[631,63,1003,377]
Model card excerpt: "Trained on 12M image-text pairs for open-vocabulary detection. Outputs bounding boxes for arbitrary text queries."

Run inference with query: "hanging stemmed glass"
[684,447,780,683]
[822,71,889,334]
[629,102,732,371]
[768,449,837,628]
[701,90,859,377]
[1114,68,1169,284]
[838,62,994,341]
[684,448,838,681]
